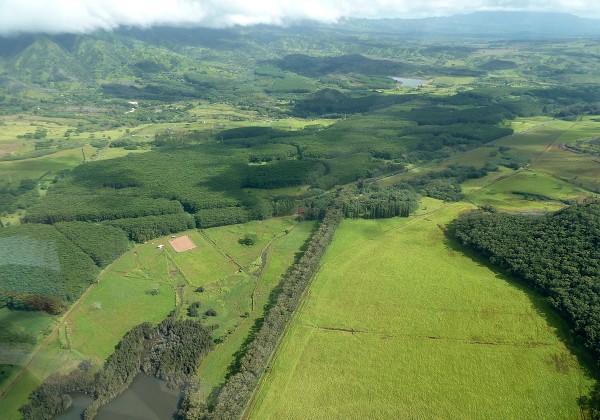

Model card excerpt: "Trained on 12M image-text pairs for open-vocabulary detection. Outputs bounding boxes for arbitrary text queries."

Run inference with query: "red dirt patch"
[169,235,197,253]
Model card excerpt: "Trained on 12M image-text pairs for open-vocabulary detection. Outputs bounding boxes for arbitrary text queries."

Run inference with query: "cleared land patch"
[249,204,594,419]
[169,235,197,252]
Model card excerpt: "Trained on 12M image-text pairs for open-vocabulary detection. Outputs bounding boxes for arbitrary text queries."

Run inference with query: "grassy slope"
[0,309,54,388]
[249,203,594,419]
[467,170,593,211]
[0,146,96,184]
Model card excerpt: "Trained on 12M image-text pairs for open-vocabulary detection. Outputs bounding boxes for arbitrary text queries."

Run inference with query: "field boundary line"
[199,229,243,270]
[241,219,339,419]
[302,324,554,348]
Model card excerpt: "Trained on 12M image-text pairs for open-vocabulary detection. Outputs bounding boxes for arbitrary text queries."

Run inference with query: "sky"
[0,0,598,36]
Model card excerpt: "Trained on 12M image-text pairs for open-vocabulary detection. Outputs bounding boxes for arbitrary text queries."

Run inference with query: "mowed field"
[249,203,595,419]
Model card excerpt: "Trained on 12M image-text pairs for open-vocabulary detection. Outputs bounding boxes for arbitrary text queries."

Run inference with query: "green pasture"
[503,116,553,133]
[197,221,315,395]
[467,169,595,211]
[553,118,600,144]
[532,147,600,193]
[163,230,238,286]
[201,218,297,268]
[92,147,150,161]
[0,116,74,158]
[249,204,595,419]
[0,145,96,185]
[0,217,313,418]
[66,253,177,362]
[0,309,54,388]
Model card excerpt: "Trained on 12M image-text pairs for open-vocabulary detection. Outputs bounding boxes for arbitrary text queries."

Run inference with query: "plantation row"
[20,318,213,419]
[18,89,518,230]
[397,164,493,202]
[0,222,130,312]
[341,185,420,219]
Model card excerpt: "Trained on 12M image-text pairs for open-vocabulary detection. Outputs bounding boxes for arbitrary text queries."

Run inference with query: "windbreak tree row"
[181,200,344,419]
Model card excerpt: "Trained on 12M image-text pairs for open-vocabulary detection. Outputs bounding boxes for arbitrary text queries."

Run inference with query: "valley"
[0,12,600,419]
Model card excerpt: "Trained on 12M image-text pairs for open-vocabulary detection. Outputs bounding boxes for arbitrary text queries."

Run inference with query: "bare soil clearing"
[169,235,197,252]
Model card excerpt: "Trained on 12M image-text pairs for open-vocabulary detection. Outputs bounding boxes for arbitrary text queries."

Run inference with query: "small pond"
[390,77,429,87]
[55,374,180,420]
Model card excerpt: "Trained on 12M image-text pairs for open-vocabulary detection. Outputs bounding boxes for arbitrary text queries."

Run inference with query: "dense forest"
[341,184,420,219]
[451,202,600,357]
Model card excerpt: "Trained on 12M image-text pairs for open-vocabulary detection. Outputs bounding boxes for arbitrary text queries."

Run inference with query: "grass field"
[0,145,96,185]
[0,218,313,418]
[0,309,55,388]
[197,221,315,397]
[466,169,595,211]
[0,240,178,418]
[249,204,595,419]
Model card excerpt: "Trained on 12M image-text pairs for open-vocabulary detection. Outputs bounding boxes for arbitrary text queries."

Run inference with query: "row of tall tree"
[341,185,420,219]
[180,200,344,418]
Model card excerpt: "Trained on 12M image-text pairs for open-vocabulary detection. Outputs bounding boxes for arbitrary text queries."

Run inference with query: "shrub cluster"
[21,319,213,419]
[20,361,95,420]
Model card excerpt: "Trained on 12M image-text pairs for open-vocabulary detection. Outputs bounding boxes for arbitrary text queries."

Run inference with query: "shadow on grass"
[442,232,599,385]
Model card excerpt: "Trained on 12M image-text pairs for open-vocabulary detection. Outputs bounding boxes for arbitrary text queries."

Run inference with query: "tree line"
[180,199,344,418]
[341,184,420,219]
[0,221,133,313]
[450,201,600,416]
[20,318,214,419]
[106,213,195,243]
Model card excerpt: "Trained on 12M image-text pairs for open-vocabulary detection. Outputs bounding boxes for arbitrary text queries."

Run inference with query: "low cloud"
[0,0,598,36]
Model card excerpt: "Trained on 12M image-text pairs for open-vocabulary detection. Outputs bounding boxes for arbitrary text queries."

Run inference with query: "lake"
[55,375,180,420]
[390,77,429,87]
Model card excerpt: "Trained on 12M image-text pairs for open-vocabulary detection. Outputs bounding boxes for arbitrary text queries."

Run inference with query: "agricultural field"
[0,218,313,419]
[0,145,96,185]
[3,15,600,419]
[466,170,595,211]
[197,220,316,395]
[249,203,595,419]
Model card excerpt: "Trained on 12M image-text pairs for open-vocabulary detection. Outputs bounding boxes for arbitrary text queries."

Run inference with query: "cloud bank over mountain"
[0,0,598,35]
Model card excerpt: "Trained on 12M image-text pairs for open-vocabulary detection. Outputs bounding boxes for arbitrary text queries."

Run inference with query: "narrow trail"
[249,223,298,312]
[89,140,112,161]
